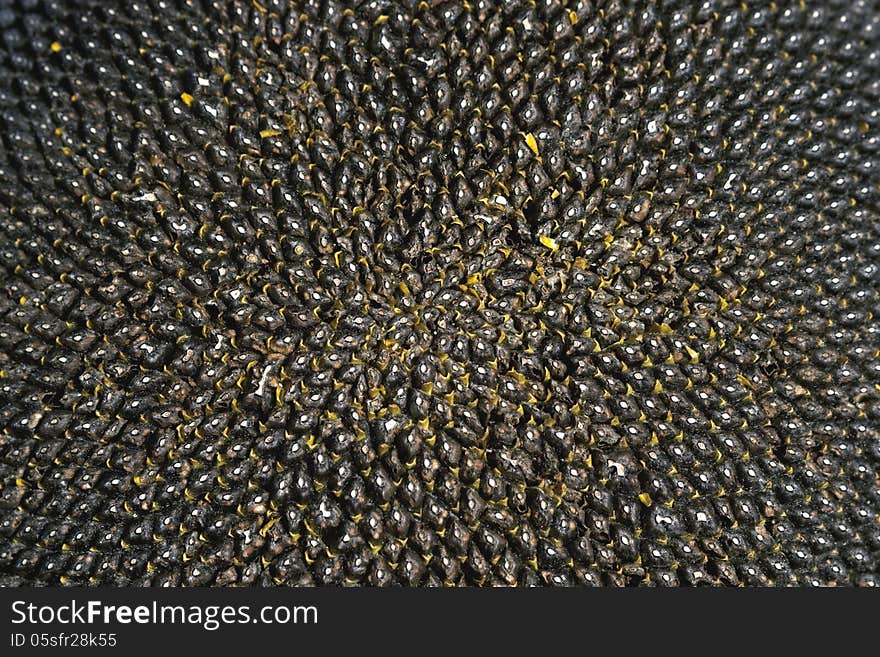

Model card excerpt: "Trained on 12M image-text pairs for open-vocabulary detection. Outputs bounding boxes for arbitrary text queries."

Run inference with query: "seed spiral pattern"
[1,0,879,586]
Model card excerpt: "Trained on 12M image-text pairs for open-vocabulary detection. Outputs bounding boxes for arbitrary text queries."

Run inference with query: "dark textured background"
[0,0,878,586]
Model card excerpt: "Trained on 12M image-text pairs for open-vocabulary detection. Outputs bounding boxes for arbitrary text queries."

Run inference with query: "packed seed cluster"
[0,0,878,587]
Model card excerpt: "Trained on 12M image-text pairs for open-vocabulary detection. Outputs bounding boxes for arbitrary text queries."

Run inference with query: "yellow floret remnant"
[539,235,559,251]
